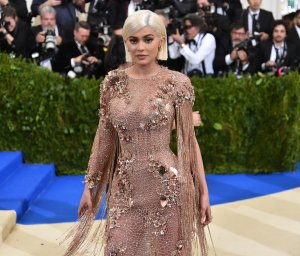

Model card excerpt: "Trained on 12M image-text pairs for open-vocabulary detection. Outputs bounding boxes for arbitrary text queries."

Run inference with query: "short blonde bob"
[122,10,168,62]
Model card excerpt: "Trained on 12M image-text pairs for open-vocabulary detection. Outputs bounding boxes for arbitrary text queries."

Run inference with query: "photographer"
[287,9,300,48]
[241,0,274,42]
[0,0,31,24]
[31,6,67,69]
[0,6,34,58]
[169,13,216,77]
[197,0,231,42]
[214,22,259,76]
[260,20,298,75]
[31,0,85,36]
[52,21,103,78]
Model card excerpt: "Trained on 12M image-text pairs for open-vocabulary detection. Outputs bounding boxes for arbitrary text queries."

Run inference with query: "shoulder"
[167,70,195,105]
[203,32,216,42]
[260,9,273,18]
[168,69,191,86]
[101,68,127,93]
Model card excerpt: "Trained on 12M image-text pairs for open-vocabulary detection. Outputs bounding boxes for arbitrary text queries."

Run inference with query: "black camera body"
[235,34,260,54]
[79,53,99,78]
[162,5,184,36]
[136,0,157,11]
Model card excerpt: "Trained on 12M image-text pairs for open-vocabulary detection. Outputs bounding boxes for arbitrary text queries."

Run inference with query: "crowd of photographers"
[0,0,299,79]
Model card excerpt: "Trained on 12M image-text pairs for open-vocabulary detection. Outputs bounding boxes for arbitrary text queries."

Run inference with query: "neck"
[273,40,284,47]
[250,8,259,13]
[130,62,160,77]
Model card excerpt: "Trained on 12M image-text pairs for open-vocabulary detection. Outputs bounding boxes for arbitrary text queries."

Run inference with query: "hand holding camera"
[36,31,46,43]
[237,50,249,65]
[259,32,269,41]
[171,28,184,45]
[73,53,87,65]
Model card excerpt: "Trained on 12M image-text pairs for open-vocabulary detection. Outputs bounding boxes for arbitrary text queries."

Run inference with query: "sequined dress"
[64,67,207,256]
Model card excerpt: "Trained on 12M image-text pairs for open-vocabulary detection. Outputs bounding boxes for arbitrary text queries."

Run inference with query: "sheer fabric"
[63,67,207,256]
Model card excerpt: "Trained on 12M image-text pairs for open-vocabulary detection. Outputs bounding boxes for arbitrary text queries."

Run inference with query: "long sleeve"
[179,33,216,66]
[168,36,183,59]
[83,77,117,189]
[172,73,208,256]
[63,76,118,256]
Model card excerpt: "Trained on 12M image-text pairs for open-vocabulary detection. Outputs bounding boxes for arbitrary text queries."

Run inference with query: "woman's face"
[125,26,163,66]
[4,16,17,32]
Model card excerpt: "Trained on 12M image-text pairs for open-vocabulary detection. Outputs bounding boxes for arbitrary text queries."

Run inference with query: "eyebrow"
[129,34,155,39]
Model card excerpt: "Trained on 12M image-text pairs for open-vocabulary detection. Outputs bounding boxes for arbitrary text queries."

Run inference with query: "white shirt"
[128,0,138,16]
[248,9,260,36]
[270,42,285,61]
[296,25,300,39]
[168,33,216,75]
[261,42,285,70]
[225,53,249,71]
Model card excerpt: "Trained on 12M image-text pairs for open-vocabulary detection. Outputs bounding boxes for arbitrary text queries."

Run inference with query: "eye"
[129,38,138,44]
[145,38,154,43]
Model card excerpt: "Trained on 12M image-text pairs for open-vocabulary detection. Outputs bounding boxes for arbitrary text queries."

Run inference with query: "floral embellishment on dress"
[157,81,175,100]
[106,69,131,104]
[140,97,170,131]
[113,154,135,207]
[108,206,128,229]
[168,73,195,107]
[117,123,133,142]
[148,155,180,208]
[83,169,102,189]
[142,211,173,236]
[171,240,185,255]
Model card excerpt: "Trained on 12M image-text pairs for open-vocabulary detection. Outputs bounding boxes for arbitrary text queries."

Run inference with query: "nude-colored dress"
[64,67,207,256]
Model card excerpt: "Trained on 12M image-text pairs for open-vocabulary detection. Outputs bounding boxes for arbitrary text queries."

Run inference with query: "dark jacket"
[213,36,259,75]
[0,20,34,58]
[241,8,274,37]
[259,40,299,70]
[31,1,78,35]
[6,0,30,23]
[286,26,300,47]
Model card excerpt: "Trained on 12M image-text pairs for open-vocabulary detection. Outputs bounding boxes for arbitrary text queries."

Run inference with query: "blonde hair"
[122,10,168,62]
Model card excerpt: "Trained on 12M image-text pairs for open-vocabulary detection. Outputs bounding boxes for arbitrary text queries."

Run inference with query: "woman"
[64,10,212,256]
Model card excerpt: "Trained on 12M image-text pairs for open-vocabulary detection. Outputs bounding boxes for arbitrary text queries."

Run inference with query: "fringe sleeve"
[174,74,208,256]
[62,75,118,256]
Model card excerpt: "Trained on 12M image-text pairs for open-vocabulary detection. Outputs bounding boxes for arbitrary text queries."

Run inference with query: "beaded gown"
[64,67,207,256]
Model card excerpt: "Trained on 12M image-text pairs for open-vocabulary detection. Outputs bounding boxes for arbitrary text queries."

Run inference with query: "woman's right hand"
[78,187,93,218]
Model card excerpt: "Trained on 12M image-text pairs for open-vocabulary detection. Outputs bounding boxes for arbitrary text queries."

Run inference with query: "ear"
[160,37,166,49]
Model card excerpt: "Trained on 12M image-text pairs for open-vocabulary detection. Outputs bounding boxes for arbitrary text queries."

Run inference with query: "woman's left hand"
[200,193,212,225]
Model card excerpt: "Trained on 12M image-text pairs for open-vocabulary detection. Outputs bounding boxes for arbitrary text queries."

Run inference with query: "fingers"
[78,199,92,218]
[200,208,213,226]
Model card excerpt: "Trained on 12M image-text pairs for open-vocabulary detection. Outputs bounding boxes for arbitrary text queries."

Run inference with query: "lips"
[136,55,147,59]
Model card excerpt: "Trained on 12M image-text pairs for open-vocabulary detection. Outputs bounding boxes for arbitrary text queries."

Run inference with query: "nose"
[137,41,145,51]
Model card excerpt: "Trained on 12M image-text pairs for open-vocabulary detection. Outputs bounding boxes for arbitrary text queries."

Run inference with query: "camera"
[235,33,260,53]
[165,6,184,35]
[79,53,99,78]
[43,29,56,52]
[94,0,108,11]
[0,16,10,31]
[136,0,157,11]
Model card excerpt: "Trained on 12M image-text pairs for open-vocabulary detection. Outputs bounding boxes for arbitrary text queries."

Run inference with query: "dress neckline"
[125,66,165,80]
